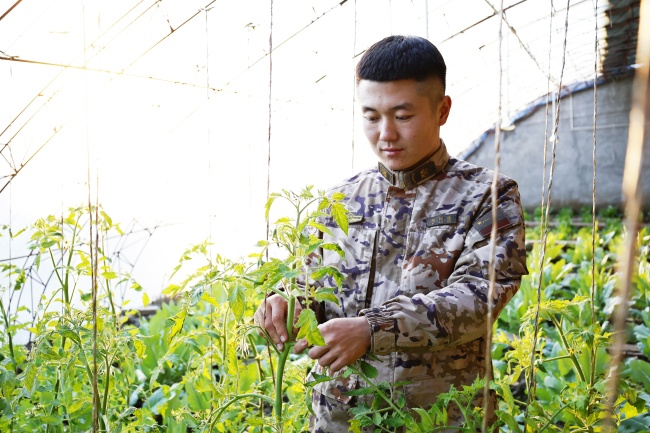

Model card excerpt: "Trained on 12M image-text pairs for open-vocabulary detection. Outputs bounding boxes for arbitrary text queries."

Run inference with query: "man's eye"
[364,116,379,122]
[396,115,412,121]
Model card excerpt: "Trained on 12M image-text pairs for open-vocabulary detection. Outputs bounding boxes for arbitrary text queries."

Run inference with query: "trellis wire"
[0,1,215,196]
[605,0,649,428]
[525,0,571,427]
[481,0,504,431]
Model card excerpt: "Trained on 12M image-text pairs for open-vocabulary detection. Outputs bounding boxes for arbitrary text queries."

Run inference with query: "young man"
[256,35,528,431]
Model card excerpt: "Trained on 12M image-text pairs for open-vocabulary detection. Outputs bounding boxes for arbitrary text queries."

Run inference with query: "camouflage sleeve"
[360,179,528,355]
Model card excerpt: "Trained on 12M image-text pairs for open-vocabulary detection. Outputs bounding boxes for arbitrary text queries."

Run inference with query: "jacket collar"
[377,140,450,189]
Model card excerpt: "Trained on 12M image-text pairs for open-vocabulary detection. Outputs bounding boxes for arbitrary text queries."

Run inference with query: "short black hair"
[356,35,446,91]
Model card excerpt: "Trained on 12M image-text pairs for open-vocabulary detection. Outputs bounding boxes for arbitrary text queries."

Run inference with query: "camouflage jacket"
[309,141,528,429]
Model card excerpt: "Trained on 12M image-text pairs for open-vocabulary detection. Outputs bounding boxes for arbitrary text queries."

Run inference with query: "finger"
[328,359,345,374]
[313,349,337,369]
[260,302,283,347]
[308,345,329,361]
[270,308,289,349]
[294,338,308,354]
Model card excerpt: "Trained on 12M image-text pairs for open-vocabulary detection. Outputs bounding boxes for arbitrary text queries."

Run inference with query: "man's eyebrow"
[361,103,414,113]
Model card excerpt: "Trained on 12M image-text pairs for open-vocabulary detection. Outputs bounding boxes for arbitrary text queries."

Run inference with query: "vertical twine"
[482,2,504,431]
[525,0,571,427]
[203,5,215,414]
[526,2,554,406]
[605,0,650,428]
[589,0,599,396]
[80,2,100,431]
[265,0,274,251]
[264,0,277,395]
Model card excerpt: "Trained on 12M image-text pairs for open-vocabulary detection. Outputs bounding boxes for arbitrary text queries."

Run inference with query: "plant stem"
[0,299,16,372]
[542,354,572,363]
[551,316,586,382]
[538,402,570,432]
[102,353,112,418]
[210,393,275,433]
[274,296,296,423]
[346,365,405,416]
[63,218,80,306]
[247,334,266,416]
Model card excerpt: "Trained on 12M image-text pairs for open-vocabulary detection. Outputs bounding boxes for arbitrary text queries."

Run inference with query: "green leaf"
[100,210,113,228]
[359,360,378,379]
[13,270,25,291]
[57,326,81,345]
[102,271,118,280]
[305,372,335,386]
[331,202,349,235]
[496,410,523,433]
[295,309,325,346]
[133,338,147,359]
[312,288,339,304]
[619,413,650,433]
[265,195,278,220]
[142,292,150,307]
[68,398,90,414]
[413,408,433,431]
[309,221,334,237]
[167,309,187,344]
[41,414,63,425]
[201,291,221,308]
[627,359,650,393]
[344,387,376,396]
[321,242,346,259]
[228,284,246,321]
[384,417,405,428]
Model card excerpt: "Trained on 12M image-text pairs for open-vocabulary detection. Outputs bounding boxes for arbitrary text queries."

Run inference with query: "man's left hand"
[294,317,371,373]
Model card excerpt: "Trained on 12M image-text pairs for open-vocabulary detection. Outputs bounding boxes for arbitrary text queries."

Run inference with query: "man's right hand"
[254,294,303,351]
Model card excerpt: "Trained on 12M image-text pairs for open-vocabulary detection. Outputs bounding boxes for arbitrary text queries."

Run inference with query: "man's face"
[358,79,451,171]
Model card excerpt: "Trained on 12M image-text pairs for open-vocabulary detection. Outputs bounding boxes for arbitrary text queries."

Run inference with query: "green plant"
[0,206,157,432]
[3,201,650,433]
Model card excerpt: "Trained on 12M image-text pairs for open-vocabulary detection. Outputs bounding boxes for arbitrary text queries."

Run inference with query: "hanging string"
[526,0,555,410]
[481,0,505,430]
[265,0,274,249]
[605,0,650,428]
[264,0,277,401]
[80,1,100,431]
[589,0,599,393]
[525,0,571,426]
[203,5,216,415]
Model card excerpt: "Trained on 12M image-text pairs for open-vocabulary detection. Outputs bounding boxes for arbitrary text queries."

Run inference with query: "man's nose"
[379,119,398,142]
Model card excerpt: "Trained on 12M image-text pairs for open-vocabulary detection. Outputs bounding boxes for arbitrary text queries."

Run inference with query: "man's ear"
[439,96,452,126]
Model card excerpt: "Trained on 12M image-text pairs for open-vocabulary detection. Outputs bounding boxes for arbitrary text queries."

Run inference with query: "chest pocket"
[401,224,465,296]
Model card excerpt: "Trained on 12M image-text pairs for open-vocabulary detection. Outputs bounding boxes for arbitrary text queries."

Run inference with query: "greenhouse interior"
[1,0,649,431]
